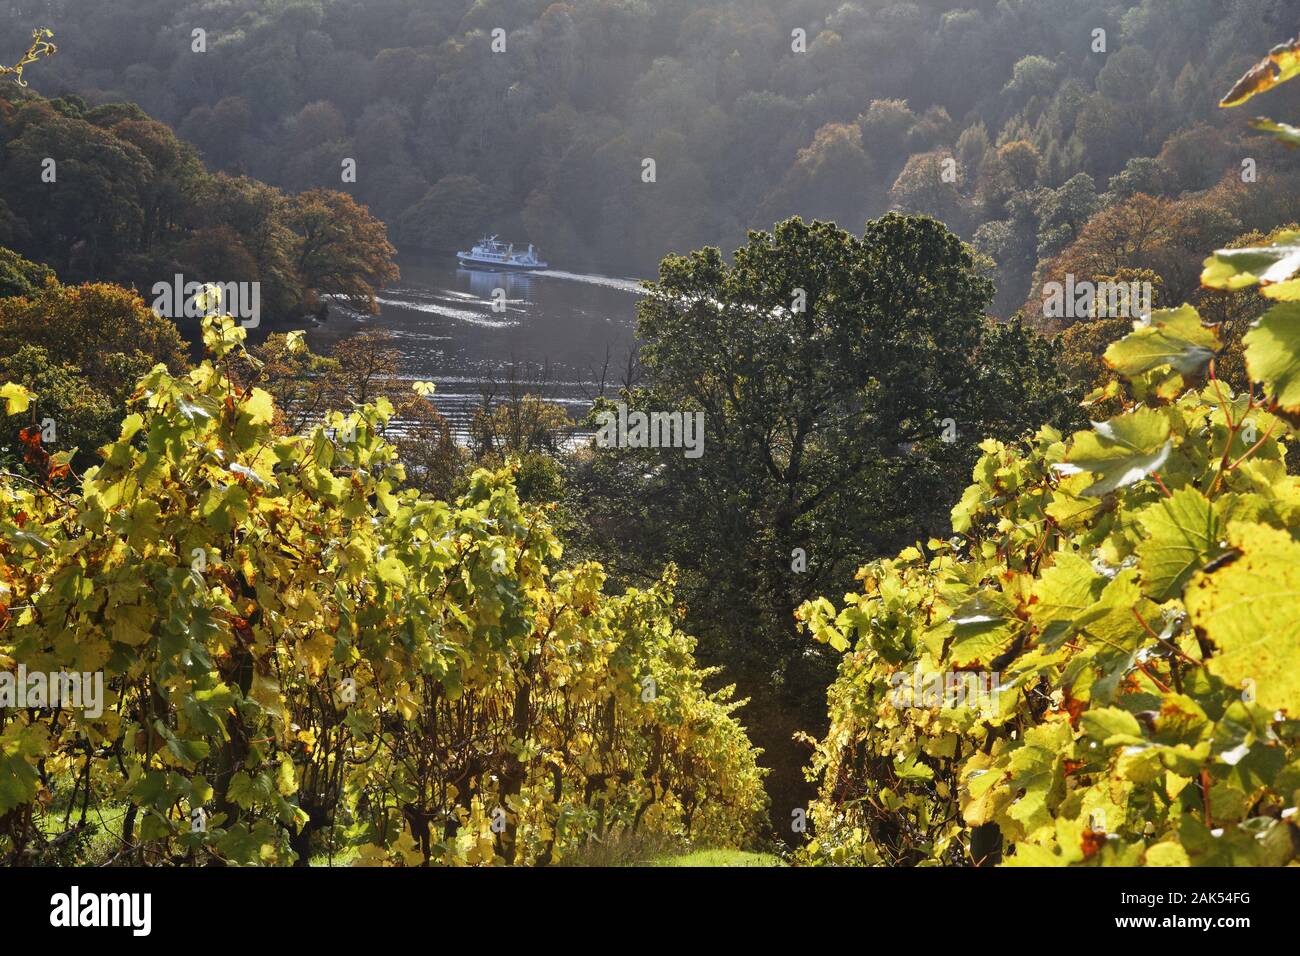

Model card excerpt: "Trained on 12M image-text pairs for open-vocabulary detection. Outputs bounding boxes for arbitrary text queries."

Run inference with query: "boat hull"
[456,254,548,271]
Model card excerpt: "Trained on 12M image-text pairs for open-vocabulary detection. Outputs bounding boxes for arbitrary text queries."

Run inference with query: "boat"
[456,236,548,270]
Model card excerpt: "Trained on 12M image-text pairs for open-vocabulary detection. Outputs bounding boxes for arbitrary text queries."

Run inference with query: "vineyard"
[795,39,1300,867]
[0,316,766,865]
[3,15,1300,874]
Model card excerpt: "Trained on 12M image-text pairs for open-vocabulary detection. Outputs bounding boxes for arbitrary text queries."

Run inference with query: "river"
[250,257,647,437]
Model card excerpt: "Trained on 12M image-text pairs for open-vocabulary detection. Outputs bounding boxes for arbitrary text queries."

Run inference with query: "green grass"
[311,845,784,867]
[554,832,788,867]
[309,846,361,866]
[643,849,783,867]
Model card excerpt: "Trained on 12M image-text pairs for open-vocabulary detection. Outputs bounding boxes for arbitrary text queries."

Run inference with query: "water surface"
[252,258,646,435]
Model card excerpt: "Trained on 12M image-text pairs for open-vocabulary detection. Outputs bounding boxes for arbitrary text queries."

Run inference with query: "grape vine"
[797,37,1300,867]
[0,314,766,865]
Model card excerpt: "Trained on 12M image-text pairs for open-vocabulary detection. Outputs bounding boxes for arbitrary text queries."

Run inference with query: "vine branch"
[1,29,57,87]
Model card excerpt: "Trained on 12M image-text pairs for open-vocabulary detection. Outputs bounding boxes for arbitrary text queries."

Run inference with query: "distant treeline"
[11,0,1300,303]
[0,84,398,323]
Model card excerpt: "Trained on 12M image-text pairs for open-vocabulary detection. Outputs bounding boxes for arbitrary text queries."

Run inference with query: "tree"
[570,215,1077,832]
[1156,123,1239,193]
[1073,95,1146,180]
[1,84,400,324]
[286,100,348,156]
[0,100,153,277]
[198,174,301,320]
[1034,184,1254,327]
[856,99,915,169]
[890,150,968,232]
[0,343,116,471]
[1031,193,1181,324]
[395,175,495,250]
[975,140,1041,219]
[179,95,253,171]
[0,246,53,298]
[0,281,187,404]
[1106,157,1170,200]
[764,122,877,227]
[1003,55,1058,103]
[1035,173,1101,260]
[286,188,399,314]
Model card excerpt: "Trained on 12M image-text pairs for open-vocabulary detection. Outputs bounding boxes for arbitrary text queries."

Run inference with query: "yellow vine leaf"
[1221,34,1300,107]
[1185,522,1300,715]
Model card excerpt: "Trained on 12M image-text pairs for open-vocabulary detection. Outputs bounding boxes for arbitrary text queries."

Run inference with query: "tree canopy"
[568,214,1078,828]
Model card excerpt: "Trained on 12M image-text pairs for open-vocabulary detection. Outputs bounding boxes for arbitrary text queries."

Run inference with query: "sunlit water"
[243,258,646,438]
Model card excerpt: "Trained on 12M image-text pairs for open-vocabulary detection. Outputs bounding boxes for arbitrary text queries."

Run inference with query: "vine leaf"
[1220,34,1300,108]
[1030,551,1105,642]
[1053,409,1173,497]
[948,591,1019,667]
[1185,521,1300,715]
[1135,487,1225,603]
[1244,302,1300,416]
[1103,305,1219,379]
[0,29,55,87]
[1250,117,1300,147]
[1202,231,1300,300]
[0,382,31,414]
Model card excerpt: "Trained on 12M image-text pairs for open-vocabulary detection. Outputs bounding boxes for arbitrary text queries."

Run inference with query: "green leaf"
[1081,707,1142,744]
[1030,551,1105,631]
[1250,117,1300,147]
[893,753,934,781]
[276,756,298,796]
[1144,842,1191,867]
[377,554,407,588]
[0,751,39,814]
[1244,302,1300,415]
[1202,231,1300,300]
[248,671,286,721]
[1185,522,1300,715]
[193,283,223,313]
[1053,409,1173,497]
[1103,306,1219,379]
[0,725,44,814]
[153,720,209,767]
[1073,569,1149,654]
[1003,721,1069,838]
[948,592,1018,667]
[1135,487,1226,602]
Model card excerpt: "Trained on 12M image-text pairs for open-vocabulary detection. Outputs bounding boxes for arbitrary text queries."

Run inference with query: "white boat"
[456,236,548,270]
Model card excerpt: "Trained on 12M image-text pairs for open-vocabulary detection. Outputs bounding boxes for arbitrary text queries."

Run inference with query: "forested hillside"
[15,0,1300,302]
[0,81,397,322]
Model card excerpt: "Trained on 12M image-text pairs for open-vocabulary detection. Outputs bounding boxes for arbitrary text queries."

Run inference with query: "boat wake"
[372,296,520,328]
[530,270,647,294]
